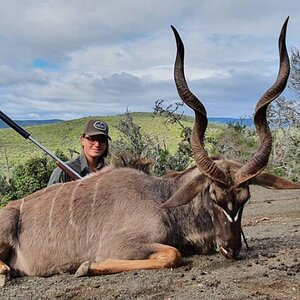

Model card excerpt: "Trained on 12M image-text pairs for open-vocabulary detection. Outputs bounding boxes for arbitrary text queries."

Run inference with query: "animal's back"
[7,168,169,276]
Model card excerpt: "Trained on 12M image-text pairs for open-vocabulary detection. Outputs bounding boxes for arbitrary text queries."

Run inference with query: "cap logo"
[93,121,107,131]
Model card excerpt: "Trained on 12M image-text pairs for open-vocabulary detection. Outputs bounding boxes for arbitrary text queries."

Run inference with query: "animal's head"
[162,18,290,259]
[204,167,250,258]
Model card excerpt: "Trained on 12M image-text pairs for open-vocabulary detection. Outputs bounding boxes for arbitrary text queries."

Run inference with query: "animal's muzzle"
[220,245,240,259]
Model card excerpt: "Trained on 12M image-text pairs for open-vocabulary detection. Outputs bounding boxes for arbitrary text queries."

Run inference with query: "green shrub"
[9,156,54,199]
[0,175,12,207]
[111,108,194,176]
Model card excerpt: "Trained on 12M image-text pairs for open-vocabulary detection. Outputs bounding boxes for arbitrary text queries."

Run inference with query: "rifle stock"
[56,161,81,181]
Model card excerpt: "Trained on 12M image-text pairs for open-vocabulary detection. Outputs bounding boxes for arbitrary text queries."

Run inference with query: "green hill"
[0,112,207,177]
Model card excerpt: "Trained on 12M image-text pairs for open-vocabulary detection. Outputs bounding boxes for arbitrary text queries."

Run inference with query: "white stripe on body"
[49,184,65,228]
[86,181,100,246]
[69,182,81,229]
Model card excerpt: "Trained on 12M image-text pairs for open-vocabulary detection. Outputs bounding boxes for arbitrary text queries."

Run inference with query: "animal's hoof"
[74,261,90,277]
[0,275,8,287]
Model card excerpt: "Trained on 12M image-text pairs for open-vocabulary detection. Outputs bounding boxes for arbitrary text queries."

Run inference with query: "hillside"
[0,119,63,129]
[1,112,217,177]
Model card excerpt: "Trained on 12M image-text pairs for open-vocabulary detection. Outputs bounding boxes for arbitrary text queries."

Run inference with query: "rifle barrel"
[0,110,82,180]
[0,110,30,139]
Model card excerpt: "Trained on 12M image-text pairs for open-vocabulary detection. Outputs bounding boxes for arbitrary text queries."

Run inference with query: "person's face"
[81,134,108,158]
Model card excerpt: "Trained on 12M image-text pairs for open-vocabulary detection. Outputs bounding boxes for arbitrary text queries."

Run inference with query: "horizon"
[0,113,254,131]
[0,113,254,122]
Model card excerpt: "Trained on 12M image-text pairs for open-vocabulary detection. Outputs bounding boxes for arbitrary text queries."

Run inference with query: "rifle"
[0,111,82,180]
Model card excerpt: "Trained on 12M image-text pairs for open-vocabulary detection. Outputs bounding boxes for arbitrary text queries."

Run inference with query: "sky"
[0,0,300,120]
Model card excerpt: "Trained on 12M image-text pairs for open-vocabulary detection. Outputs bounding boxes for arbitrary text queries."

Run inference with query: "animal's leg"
[0,207,19,286]
[0,245,11,276]
[75,243,181,277]
[0,260,10,287]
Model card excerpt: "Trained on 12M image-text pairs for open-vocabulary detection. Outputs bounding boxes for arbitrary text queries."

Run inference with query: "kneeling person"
[48,119,111,185]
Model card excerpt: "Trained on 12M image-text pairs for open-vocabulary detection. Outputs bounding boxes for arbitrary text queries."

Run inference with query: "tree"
[267,96,300,181]
[112,105,194,176]
[213,120,257,164]
[289,48,300,96]
[152,100,193,174]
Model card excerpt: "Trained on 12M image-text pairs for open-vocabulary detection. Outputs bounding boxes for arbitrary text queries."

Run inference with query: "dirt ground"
[0,186,299,300]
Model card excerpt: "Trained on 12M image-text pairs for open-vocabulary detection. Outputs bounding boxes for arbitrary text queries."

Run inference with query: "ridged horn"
[235,17,290,185]
[171,25,227,185]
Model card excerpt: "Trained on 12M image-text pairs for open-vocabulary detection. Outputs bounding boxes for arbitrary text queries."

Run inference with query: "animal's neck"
[158,166,201,201]
[157,173,216,255]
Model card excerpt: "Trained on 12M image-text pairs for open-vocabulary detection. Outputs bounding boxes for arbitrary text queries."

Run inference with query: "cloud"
[0,0,299,120]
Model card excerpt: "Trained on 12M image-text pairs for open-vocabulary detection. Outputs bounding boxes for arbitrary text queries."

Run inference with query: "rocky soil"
[0,186,299,300]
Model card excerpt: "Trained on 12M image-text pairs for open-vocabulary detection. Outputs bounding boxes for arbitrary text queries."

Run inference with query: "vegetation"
[0,113,193,177]
[267,97,300,180]
[1,95,299,207]
[0,112,197,206]
[112,103,194,175]
[9,157,55,200]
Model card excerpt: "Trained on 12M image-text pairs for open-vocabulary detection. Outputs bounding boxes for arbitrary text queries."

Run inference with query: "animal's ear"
[250,171,300,189]
[161,175,206,208]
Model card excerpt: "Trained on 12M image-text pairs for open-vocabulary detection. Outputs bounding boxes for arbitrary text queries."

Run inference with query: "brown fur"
[0,160,298,279]
[0,166,213,277]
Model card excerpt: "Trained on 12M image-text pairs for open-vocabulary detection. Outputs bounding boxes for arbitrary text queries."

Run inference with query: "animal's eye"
[235,187,250,205]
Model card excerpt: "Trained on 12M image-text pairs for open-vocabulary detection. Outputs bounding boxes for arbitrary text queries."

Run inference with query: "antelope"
[0,18,299,286]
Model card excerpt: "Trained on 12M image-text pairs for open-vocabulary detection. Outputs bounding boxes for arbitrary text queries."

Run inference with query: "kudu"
[0,18,299,285]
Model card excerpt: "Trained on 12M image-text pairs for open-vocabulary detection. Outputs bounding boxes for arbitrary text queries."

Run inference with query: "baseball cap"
[83,119,111,140]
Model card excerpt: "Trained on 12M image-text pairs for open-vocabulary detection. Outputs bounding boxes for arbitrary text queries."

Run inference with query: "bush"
[267,97,300,181]
[0,148,79,202]
[213,97,300,182]
[9,156,54,199]
[213,120,257,164]
[0,175,11,207]
[111,106,193,176]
